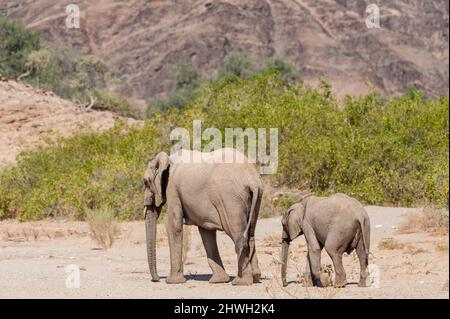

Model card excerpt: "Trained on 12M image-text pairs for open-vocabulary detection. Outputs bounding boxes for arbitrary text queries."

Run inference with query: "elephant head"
[143,152,170,282]
[280,202,306,287]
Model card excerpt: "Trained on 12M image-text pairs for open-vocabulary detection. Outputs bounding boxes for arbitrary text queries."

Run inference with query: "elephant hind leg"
[249,237,261,283]
[356,239,369,287]
[231,234,253,286]
[198,227,230,284]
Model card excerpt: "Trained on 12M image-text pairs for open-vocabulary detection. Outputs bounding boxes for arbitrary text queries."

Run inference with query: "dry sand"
[0,206,448,299]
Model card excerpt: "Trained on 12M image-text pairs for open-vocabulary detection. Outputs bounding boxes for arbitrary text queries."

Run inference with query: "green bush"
[0,121,168,221]
[259,56,301,86]
[147,62,200,114]
[25,46,111,102]
[0,72,448,221]
[0,16,41,78]
[91,89,143,119]
[218,51,254,79]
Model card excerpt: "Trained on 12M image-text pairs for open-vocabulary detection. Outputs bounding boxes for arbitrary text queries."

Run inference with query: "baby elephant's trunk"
[281,239,290,287]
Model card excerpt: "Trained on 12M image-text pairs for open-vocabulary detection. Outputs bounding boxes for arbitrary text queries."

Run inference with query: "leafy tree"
[0,16,41,78]
[172,62,199,90]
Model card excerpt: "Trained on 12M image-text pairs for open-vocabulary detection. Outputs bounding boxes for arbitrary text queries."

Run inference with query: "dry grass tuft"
[434,241,449,253]
[403,244,426,255]
[263,257,339,299]
[378,238,404,250]
[397,207,449,236]
[86,207,120,250]
[262,234,281,248]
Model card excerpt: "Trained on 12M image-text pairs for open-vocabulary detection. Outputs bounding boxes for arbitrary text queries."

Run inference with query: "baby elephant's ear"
[282,206,294,226]
[285,204,303,240]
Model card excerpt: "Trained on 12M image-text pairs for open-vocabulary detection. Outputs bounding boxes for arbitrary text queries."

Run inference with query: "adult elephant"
[143,148,263,285]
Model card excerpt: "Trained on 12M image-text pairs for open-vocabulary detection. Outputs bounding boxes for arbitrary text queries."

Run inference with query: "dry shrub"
[378,238,404,250]
[263,257,338,299]
[320,264,334,286]
[86,207,120,249]
[398,207,449,235]
[434,242,449,252]
[403,244,426,255]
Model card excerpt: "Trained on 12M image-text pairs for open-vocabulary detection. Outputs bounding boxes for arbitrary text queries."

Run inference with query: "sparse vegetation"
[91,89,142,119]
[147,62,200,114]
[0,17,143,118]
[147,53,300,115]
[397,208,449,235]
[218,51,254,80]
[0,16,41,78]
[378,238,405,250]
[86,207,120,249]
[403,244,426,255]
[434,241,449,252]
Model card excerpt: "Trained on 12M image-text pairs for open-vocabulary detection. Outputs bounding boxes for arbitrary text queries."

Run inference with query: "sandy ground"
[0,206,448,299]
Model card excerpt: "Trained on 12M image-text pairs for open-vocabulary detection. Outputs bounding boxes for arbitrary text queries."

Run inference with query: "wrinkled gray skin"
[144,149,263,285]
[281,193,371,288]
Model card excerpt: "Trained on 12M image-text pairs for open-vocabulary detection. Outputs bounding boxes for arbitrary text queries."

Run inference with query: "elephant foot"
[166,274,186,284]
[358,277,369,287]
[252,272,261,283]
[333,277,347,288]
[232,275,253,286]
[209,273,230,284]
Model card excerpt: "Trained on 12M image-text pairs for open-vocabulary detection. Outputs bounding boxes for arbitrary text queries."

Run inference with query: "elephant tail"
[359,213,371,260]
[235,184,263,264]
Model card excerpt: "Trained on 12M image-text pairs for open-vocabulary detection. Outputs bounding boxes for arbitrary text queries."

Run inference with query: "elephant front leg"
[304,224,323,287]
[303,258,314,287]
[166,205,186,284]
[307,247,323,287]
[198,227,230,284]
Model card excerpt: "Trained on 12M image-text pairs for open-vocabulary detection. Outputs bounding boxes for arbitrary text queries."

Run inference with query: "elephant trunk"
[281,239,290,287]
[145,206,159,282]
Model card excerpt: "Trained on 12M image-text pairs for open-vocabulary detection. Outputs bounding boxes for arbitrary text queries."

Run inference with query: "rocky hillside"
[4,0,449,99]
[0,77,139,167]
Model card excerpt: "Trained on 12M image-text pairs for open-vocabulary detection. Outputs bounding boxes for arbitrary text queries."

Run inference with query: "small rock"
[375,224,383,228]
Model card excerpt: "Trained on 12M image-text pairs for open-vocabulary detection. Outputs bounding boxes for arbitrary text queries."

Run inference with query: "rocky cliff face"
[4,0,449,99]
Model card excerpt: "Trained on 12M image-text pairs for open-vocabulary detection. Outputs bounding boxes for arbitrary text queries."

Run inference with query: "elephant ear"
[284,204,304,240]
[152,152,170,207]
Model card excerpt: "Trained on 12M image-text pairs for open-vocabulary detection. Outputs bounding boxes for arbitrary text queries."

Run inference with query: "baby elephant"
[281,193,370,288]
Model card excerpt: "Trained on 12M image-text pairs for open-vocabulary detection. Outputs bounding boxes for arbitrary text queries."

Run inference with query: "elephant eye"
[143,178,149,187]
